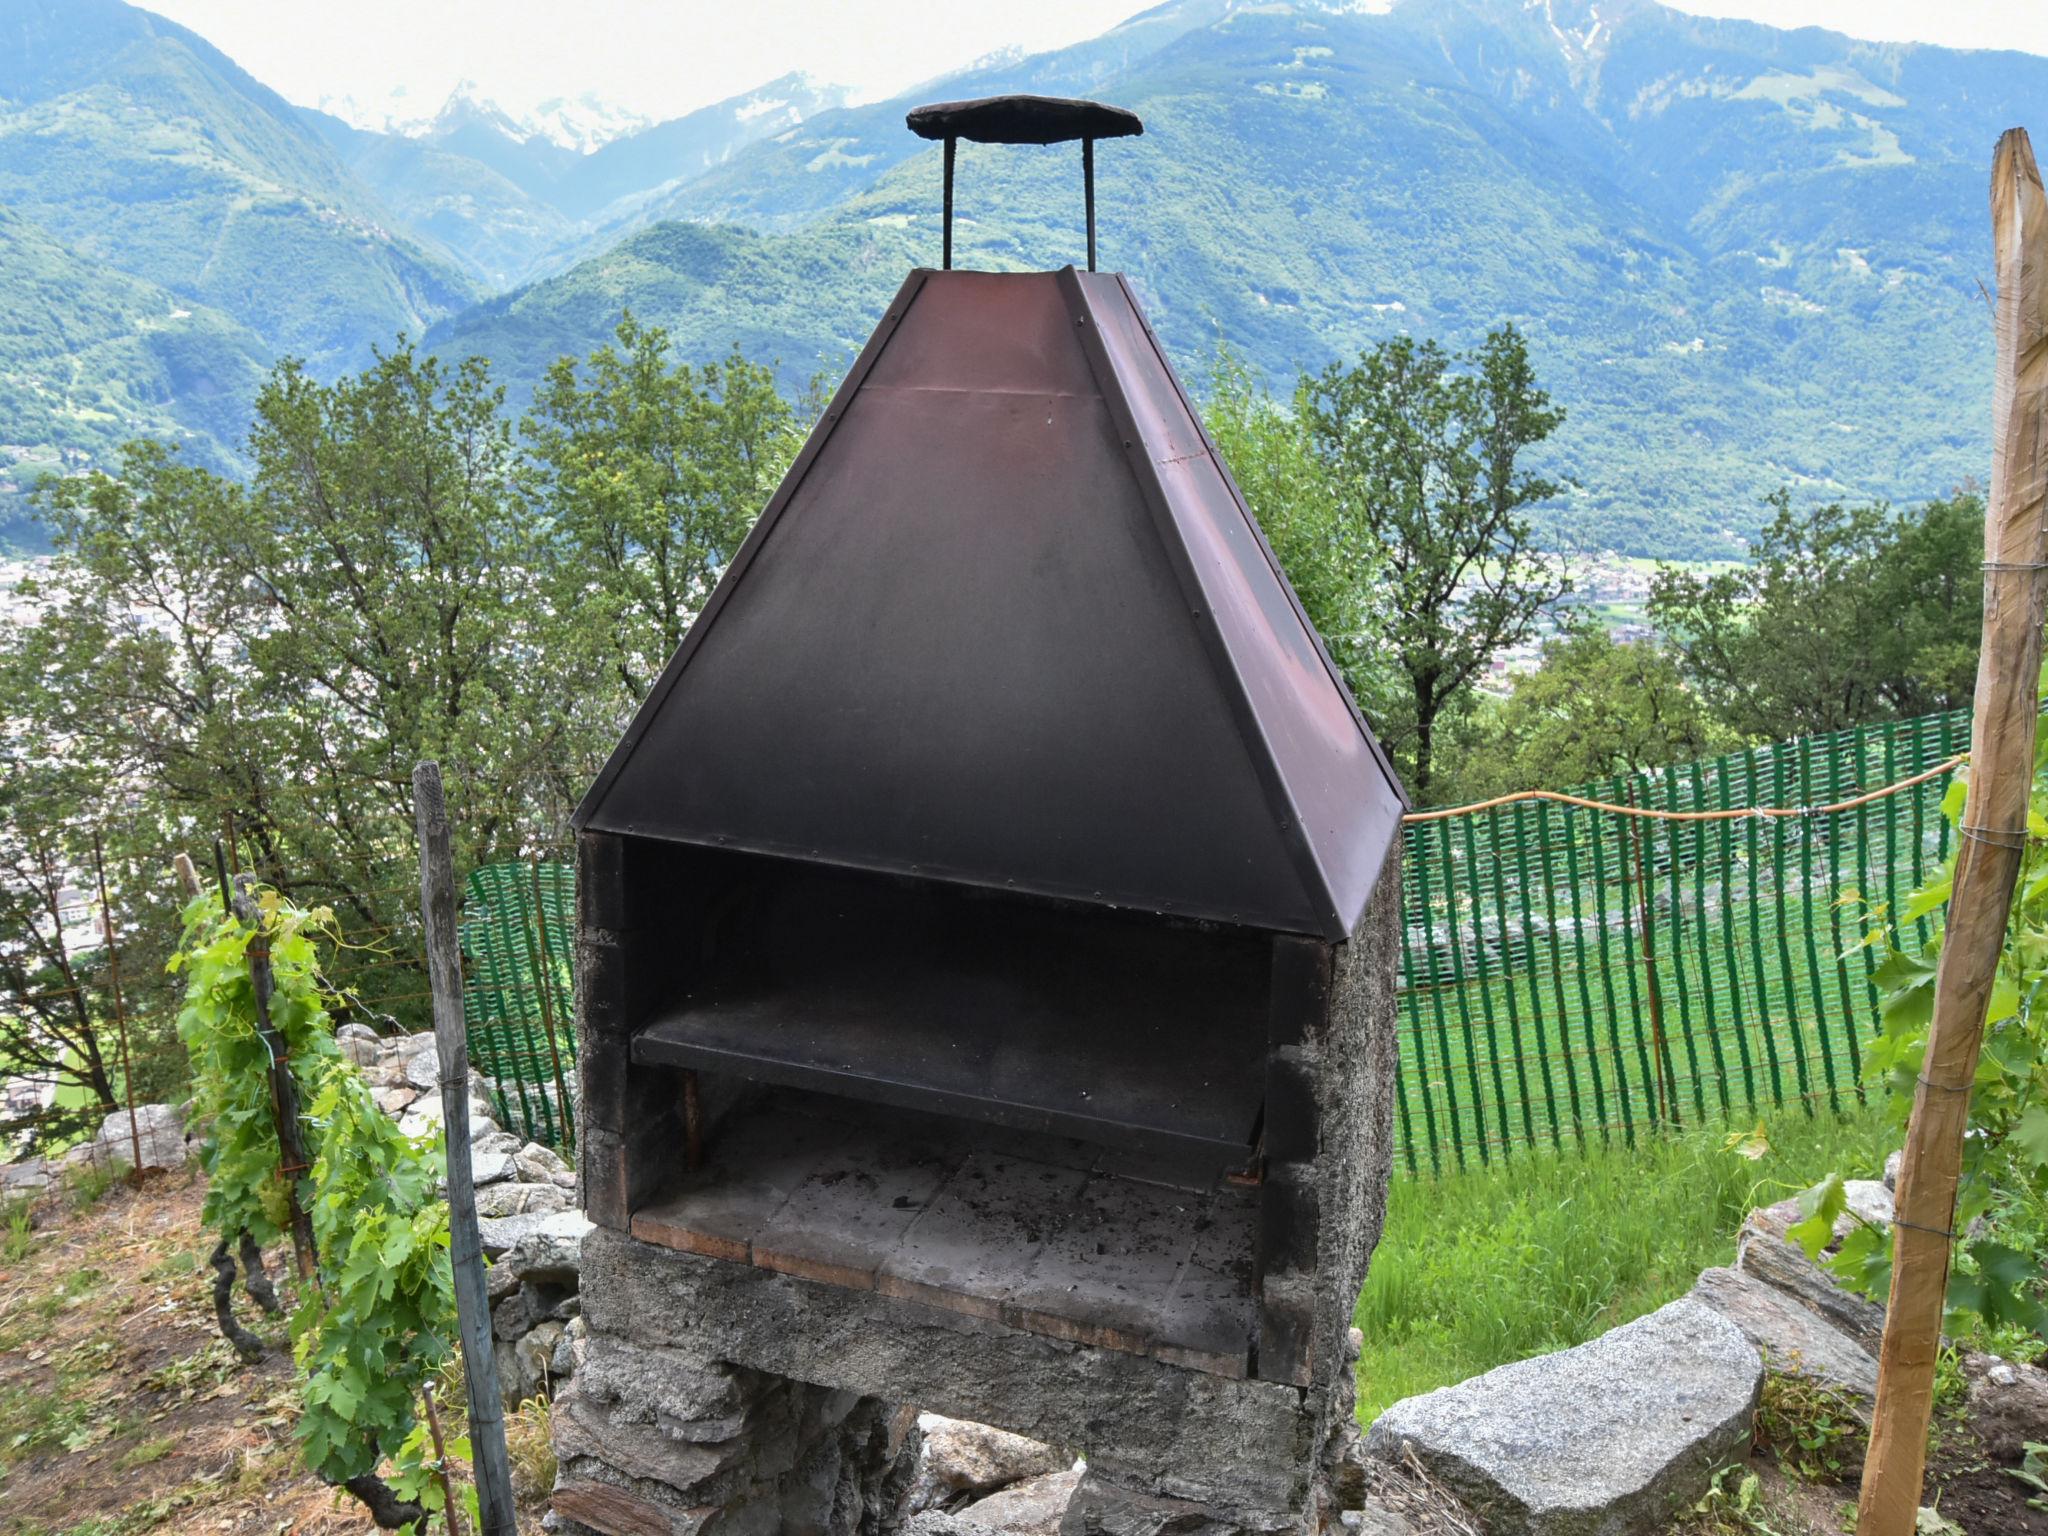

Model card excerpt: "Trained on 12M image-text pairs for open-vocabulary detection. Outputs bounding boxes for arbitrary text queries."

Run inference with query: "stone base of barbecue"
[548,1340,921,1536]
[1058,1471,1304,1535]
[558,1228,1355,1531]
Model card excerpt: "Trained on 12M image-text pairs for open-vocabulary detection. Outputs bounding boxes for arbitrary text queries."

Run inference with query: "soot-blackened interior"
[622,839,1273,1160]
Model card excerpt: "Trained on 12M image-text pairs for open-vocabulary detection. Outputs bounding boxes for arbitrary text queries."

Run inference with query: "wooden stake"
[1856,126,2048,1536]
[1623,778,1675,1126]
[420,1381,464,1536]
[227,869,319,1281]
[90,831,142,1175]
[413,762,518,1536]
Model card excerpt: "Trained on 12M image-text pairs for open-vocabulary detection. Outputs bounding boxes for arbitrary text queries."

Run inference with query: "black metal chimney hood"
[573,96,1405,943]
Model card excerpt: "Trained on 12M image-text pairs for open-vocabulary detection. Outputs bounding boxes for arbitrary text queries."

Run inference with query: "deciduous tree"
[525,313,799,708]
[1203,349,1396,724]
[1300,326,1568,799]
[0,755,121,1145]
[7,346,583,1020]
[1437,630,1731,805]
[1648,489,1983,742]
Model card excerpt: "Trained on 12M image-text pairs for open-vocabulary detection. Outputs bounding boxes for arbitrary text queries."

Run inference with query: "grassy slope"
[1354,1106,1895,1421]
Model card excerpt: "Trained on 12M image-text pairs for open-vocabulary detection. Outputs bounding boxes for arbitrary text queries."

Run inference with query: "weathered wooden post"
[89,830,142,1174]
[413,761,517,1536]
[1857,125,2048,1536]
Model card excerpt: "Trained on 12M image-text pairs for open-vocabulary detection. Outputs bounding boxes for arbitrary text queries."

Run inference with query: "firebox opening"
[623,840,1275,1160]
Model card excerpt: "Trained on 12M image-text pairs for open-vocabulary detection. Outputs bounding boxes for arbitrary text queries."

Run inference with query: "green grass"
[1353,1105,1896,1422]
[61,1161,127,1212]
[2,1199,33,1263]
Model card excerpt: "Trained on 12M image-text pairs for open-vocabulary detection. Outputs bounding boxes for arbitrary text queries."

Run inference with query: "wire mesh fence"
[461,861,577,1148]
[1393,707,1971,1174]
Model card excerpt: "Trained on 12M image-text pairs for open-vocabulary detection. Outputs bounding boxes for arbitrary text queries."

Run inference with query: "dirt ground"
[1673,1366,2048,1536]
[0,1169,553,1536]
[1682,1441,2048,1536]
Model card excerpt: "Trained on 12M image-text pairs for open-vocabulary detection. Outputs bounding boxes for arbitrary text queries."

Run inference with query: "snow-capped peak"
[318,81,652,154]
[517,92,657,154]
[1522,0,1649,71]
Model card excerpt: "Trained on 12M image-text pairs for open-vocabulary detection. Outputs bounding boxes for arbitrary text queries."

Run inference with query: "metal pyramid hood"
[574,267,1406,940]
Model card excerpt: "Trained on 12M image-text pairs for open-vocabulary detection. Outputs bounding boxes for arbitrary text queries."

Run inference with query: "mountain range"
[316,82,658,155]
[1,0,2043,557]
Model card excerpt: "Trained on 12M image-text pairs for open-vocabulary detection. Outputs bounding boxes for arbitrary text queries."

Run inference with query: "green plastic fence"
[461,860,577,1148]
[461,707,1971,1167]
[1395,707,1970,1173]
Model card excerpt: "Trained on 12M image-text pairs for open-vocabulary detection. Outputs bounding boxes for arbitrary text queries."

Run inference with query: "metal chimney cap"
[906,94,1143,146]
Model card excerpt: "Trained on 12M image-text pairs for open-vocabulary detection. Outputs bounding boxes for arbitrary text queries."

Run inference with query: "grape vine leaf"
[1788,1173,1847,1261]
[2012,1105,2048,1172]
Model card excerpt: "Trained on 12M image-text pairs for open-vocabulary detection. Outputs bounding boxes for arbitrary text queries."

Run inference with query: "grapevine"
[171,885,465,1529]
[1786,701,2048,1345]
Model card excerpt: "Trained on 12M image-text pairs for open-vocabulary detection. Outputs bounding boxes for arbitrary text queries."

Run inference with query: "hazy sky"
[144,0,2048,128]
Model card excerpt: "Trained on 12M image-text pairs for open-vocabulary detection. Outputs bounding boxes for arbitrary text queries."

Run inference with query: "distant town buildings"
[1476,550,1679,694]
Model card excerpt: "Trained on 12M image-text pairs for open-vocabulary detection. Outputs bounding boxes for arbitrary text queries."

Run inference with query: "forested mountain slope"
[427,0,2039,556]
[0,204,269,498]
[0,0,488,541]
[0,0,478,364]
[2,0,2040,556]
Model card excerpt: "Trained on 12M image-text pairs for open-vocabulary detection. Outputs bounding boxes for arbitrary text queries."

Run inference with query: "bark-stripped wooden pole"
[1857,126,2048,1536]
[412,762,517,1536]
[1623,777,1675,1126]
[420,1381,464,1536]
[90,831,142,1174]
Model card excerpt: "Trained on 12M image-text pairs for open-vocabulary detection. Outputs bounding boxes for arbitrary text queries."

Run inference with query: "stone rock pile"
[550,1342,921,1535]
[899,1415,1078,1535]
[4,1101,191,1193]
[1362,1160,2048,1536]
[340,1023,592,1406]
[1367,1297,1763,1536]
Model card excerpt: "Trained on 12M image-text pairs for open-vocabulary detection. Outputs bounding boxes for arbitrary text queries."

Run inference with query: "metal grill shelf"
[630,943,1267,1157]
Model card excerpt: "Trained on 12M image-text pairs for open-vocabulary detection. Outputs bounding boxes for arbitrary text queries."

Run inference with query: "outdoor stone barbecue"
[553,93,1408,1536]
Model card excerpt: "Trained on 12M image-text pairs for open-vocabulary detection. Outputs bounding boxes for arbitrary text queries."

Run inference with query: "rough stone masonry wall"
[336,1022,597,1407]
[571,1230,1315,1524]
[1305,840,1403,1514]
[551,1335,921,1536]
